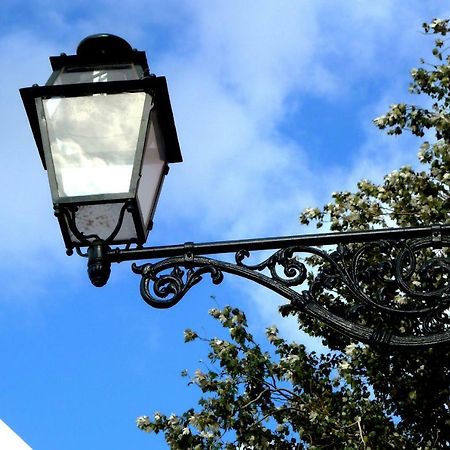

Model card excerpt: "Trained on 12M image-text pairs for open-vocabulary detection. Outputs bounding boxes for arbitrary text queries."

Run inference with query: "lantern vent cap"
[49,34,149,72]
[76,34,134,59]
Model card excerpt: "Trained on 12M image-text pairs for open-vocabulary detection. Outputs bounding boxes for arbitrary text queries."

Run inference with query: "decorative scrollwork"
[130,234,450,347]
[132,258,224,309]
[236,248,307,286]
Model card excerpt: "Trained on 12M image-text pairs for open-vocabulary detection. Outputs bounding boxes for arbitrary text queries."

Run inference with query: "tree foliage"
[137,19,450,449]
[138,307,414,449]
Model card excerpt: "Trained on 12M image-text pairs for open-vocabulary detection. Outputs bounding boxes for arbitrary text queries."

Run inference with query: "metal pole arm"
[98,224,450,348]
[108,224,449,262]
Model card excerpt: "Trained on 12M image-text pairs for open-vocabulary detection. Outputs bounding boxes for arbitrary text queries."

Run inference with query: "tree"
[137,19,450,449]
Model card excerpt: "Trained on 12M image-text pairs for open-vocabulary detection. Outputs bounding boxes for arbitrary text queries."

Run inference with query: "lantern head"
[20,34,182,254]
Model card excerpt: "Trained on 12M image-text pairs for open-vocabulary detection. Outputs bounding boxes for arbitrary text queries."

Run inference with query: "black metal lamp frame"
[20,74,181,254]
[82,221,450,349]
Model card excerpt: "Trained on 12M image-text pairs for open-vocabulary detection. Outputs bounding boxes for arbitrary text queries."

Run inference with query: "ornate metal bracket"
[100,225,450,348]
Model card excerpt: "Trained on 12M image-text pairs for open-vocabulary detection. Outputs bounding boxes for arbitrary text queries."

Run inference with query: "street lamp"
[20,34,182,285]
[20,35,450,348]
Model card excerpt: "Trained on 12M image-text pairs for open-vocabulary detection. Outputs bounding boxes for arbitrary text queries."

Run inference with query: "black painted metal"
[76,34,133,59]
[88,243,111,287]
[102,224,450,348]
[109,224,450,262]
[50,34,149,74]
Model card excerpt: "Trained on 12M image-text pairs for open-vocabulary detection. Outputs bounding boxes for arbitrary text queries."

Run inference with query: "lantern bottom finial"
[87,243,111,287]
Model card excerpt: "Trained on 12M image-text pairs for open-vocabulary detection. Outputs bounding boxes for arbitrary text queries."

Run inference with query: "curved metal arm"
[129,230,450,348]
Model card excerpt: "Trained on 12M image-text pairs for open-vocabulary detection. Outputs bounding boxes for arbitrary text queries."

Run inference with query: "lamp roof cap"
[76,34,134,59]
[49,33,149,71]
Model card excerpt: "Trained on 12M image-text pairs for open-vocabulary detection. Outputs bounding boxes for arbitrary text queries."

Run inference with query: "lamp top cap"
[49,33,149,71]
[76,34,133,59]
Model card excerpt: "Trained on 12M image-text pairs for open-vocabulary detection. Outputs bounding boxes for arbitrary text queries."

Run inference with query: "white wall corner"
[0,420,33,450]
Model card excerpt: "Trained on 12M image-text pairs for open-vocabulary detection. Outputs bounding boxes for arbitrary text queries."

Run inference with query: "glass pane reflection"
[53,65,139,84]
[43,92,147,197]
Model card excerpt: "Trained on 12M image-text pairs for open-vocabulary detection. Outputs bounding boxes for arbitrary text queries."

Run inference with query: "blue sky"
[1,1,449,449]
